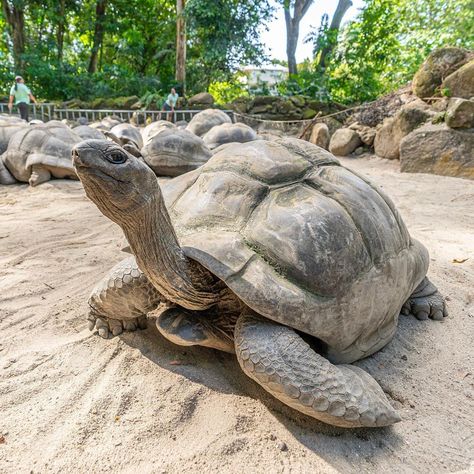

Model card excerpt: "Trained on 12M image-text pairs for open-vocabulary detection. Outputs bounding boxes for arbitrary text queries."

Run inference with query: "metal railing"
[0,102,56,121]
[0,104,235,124]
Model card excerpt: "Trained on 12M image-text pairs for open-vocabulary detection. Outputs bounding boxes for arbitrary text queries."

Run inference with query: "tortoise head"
[72,139,158,224]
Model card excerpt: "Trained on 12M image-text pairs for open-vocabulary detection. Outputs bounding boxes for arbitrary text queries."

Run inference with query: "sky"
[261,0,366,63]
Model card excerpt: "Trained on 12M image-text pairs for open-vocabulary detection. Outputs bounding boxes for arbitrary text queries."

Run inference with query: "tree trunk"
[284,8,298,75]
[56,0,66,63]
[317,0,352,69]
[175,0,186,94]
[283,0,313,76]
[88,0,108,74]
[2,0,26,73]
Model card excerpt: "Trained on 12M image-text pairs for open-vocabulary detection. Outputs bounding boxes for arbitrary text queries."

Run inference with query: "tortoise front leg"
[88,256,163,338]
[235,310,401,428]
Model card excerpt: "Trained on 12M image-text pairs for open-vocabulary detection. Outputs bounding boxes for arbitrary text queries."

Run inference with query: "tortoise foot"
[401,277,448,321]
[88,309,147,339]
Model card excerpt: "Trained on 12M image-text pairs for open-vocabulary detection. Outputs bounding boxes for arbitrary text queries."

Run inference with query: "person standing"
[8,76,37,122]
[162,87,179,122]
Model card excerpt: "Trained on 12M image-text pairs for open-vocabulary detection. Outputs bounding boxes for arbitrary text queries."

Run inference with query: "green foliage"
[208,77,249,105]
[185,0,274,90]
[291,0,474,104]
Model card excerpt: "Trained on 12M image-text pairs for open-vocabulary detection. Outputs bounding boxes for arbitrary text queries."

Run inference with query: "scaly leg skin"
[88,256,163,338]
[401,277,448,321]
[29,165,51,186]
[235,310,401,428]
[156,307,236,353]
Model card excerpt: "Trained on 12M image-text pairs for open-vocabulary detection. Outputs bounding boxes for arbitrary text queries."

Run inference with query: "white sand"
[0,154,473,473]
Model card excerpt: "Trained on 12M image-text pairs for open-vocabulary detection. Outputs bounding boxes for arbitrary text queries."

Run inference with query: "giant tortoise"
[186,108,232,137]
[141,128,211,177]
[72,138,447,428]
[202,122,259,149]
[1,123,82,185]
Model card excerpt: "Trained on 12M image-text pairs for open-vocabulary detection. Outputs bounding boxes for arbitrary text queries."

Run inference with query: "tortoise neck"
[121,185,219,310]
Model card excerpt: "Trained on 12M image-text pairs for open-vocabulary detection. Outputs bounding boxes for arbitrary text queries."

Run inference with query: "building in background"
[240,65,288,95]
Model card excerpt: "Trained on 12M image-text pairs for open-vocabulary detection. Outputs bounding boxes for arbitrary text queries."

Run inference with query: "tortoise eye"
[108,151,127,164]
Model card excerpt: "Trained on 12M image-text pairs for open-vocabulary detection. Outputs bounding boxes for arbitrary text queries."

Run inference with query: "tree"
[316,0,352,69]
[1,0,26,73]
[175,0,186,92]
[88,0,108,73]
[185,0,274,90]
[282,0,313,75]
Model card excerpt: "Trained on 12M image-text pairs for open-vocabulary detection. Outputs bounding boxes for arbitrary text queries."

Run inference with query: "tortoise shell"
[161,138,428,362]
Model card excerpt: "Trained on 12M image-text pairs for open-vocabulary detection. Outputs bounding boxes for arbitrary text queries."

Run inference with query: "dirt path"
[0,155,473,473]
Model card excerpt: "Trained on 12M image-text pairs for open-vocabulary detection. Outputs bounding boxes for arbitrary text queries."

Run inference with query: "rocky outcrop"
[230,96,343,121]
[188,92,215,107]
[412,48,473,98]
[374,100,433,160]
[348,122,376,146]
[445,98,474,128]
[442,60,474,100]
[329,128,362,156]
[400,124,474,180]
[309,123,330,149]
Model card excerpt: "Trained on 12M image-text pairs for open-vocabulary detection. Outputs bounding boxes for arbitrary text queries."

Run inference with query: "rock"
[329,128,362,156]
[302,108,317,119]
[289,95,306,108]
[412,48,473,98]
[348,122,376,146]
[400,123,474,179]
[188,92,215,107]
[354,147,364,156]
[442,60,474,99]
[445,98,474,128]
[374,100,433,160]
[309,123,330,149]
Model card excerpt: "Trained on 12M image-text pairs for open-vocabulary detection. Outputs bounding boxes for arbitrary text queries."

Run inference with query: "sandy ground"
[0,154,473,474]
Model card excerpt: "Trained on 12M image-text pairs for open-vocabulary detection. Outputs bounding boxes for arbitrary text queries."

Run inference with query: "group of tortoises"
[1,108,448,429]
[0,109,258,185]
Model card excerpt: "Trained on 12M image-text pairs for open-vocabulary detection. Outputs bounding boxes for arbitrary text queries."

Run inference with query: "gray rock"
[309,123,330,149]
[400,123,474,179]
[445,98,474,128]
[442,60,474,100]
[412,47,473,98]
[374,100,433,160]
[329,128,362,156]
[348,122,376,146]
[188,92,215,107]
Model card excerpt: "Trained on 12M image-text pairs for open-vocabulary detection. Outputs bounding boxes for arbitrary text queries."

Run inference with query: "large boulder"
[400,123,474,180]
[412,48,473,98]
[309,123,330,149]
[441,59,474,99]
[188,92,215,107]
[374,100,433,160]
[445,98,474,128]
[329,128,362,156]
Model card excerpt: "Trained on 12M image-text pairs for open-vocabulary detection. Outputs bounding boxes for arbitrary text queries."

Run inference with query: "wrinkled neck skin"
[121,186,219,311]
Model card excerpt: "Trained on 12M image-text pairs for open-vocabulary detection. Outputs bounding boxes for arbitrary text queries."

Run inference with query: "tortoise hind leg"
[88,256,163,338]
[401,277,448,321]
[156,307,236,353]
[235,310,401,428]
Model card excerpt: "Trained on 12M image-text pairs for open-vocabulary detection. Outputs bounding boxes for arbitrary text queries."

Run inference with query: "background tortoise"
[141,128,211,177]
[73,138,447,428]
[141,120,175,146]
[186,108,232,137]
[1,123,81,185]
[202,122,259,149]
